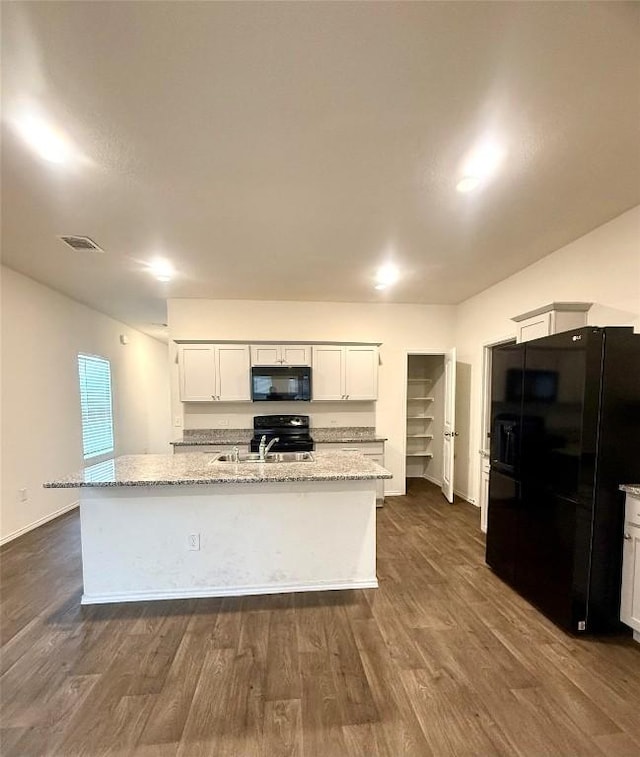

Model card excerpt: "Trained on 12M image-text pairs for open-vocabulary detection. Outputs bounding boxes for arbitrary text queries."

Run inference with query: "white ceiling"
[2,2,639,338]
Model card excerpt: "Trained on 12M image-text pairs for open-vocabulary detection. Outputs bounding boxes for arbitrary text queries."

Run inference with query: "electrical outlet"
[174,416,182,427]
[188,533,200,551]
[219,419,229,427]
[19,488,28,502]
[330,419,338,426]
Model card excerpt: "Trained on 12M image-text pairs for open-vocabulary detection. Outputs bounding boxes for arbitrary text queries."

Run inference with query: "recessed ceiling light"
[457,138,505,193]
[11,107,84,165]
[375,263,399,288]
[147,259,174,282]
[456,176,481,193]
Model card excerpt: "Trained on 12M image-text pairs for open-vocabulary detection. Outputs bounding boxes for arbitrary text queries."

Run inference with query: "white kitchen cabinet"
[312,345,378,400]
[511,303,592,343]
[621,492,640,643]
[314,441,386,505]
[250,344,311,366]
[178,344,250,402]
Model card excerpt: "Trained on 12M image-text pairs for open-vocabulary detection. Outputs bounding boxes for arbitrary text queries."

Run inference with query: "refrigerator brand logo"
[572,335,582,342]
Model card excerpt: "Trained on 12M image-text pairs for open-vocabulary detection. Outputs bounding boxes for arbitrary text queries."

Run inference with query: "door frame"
[403,350,451,498]
[479,335,517,530]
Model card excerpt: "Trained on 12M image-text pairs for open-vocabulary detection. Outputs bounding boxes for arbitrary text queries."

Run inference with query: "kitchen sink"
[215,451,315,463]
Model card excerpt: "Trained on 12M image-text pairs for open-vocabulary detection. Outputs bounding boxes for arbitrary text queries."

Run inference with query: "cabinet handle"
[624,533,633,540]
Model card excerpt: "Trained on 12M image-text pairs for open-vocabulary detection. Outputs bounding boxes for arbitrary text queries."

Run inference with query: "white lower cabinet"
[314,441,385,505]
[621,493,640,642]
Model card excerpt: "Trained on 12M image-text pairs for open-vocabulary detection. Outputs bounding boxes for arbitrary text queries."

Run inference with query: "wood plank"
[2,480,640,757]
[262,699,303,757]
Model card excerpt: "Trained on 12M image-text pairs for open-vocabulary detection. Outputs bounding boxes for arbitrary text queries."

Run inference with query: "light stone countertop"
[311,427,387,443]
[171,429,253,446]
[171,426,387,446]
[43,451,393,488]
[621,485,640,497]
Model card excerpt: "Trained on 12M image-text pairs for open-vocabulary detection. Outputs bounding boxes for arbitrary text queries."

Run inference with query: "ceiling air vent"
[58,235,104,253]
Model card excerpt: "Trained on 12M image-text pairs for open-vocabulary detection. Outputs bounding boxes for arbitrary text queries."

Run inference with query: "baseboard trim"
[81,578,379,605]
[423,473,442,487]
[1,500,79,546]
[454,488,475,505]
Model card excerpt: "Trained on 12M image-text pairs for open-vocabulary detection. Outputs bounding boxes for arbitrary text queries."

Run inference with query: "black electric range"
[250,415,314,453]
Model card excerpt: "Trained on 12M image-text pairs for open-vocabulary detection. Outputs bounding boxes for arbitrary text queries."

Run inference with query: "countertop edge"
[44,473,394,489]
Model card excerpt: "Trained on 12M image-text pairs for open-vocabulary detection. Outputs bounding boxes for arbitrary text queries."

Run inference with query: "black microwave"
[251,366,312,402]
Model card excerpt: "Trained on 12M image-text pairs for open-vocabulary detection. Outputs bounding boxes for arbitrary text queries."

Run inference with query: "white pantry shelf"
[406,452,434,458]
[407,415,434,420]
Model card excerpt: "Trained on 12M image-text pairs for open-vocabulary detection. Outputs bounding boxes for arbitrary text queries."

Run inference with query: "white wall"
[168,299,456,495]
[455,205,640,507]
[0,267,172,543]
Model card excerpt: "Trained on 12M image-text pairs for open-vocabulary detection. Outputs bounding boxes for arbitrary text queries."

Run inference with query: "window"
[77,354,114,460]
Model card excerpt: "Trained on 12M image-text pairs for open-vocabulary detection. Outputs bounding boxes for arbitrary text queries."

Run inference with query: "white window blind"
[78,354,114,460]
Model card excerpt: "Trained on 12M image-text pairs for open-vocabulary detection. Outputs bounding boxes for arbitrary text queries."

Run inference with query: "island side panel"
[79,480,377,604]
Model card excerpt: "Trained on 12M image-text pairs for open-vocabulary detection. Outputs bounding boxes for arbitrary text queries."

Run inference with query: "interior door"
[441,348,456,503]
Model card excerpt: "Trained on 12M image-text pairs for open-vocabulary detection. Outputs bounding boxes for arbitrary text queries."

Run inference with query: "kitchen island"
[44,451,392,605]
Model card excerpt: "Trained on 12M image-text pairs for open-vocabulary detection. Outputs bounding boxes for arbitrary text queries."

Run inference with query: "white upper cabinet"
[312,345,378,400]
[512,303,592,343]
[179,344,250,402]
[312,346,345,400]
[250,344,311,366]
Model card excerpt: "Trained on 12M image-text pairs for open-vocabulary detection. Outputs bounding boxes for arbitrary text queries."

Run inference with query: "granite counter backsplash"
[311,427,387,443]
[172,426,386,446]
[172,429,253,446]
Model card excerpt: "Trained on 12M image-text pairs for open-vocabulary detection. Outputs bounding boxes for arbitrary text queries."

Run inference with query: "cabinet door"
[312,346,345,400]
[281,345,311,366]
[621,524,640,631]
[179,345,217,401]
[216,345,251,401]
[250,345,280,366]
[344,346,378,400]
[517,312,551,343]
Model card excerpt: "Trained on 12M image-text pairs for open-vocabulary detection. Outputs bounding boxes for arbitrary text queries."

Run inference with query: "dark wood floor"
[2,480,640,756]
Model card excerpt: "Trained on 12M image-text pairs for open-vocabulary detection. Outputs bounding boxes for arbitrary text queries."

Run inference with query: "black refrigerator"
[486,326,640,633]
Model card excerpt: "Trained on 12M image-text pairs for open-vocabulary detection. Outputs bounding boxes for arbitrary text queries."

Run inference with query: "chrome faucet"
[258,435,279,460]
